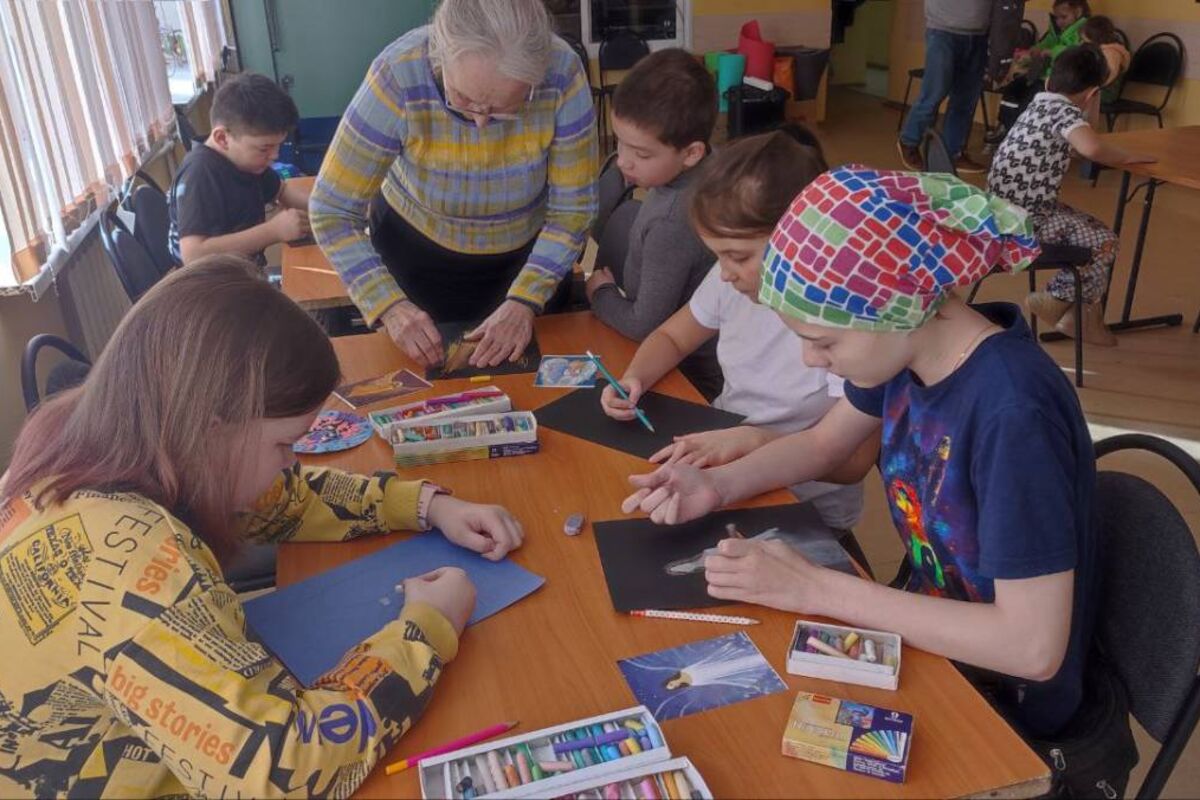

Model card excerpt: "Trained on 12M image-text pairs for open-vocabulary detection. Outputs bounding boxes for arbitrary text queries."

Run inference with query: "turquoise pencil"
[586,350,655,433]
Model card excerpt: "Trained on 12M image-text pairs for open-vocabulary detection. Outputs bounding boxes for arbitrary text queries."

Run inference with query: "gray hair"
[428,0,553,87]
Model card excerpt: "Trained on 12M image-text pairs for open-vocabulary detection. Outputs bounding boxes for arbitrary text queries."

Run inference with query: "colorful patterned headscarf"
[759,165,1040,331]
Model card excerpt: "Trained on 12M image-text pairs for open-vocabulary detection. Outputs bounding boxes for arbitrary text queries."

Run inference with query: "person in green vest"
[990,0,1090,145]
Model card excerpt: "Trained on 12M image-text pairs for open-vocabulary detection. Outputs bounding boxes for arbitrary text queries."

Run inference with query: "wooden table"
[281,313,1050,799]
[280,176,351,310]
[1093,126,1200,335]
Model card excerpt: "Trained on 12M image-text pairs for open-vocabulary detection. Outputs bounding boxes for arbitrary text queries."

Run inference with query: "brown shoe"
[953,153,988,174]
[1026,291,1071,328]
[1056,302,1118,347]
[897,140,923,170]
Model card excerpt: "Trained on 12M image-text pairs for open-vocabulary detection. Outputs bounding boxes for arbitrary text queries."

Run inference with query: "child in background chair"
[988,45,1154,345]
[1081,16,1130,97]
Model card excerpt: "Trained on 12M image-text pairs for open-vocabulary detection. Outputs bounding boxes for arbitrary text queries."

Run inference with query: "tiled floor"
[814,87,1200,798]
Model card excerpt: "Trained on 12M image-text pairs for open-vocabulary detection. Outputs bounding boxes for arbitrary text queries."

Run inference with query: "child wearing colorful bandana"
[623,166,1100,741]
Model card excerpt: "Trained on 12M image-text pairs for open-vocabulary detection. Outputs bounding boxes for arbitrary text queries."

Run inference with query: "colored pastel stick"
[502,751,520,787]
[516,749,533,783]
[618,740,631,757]
[539,759,575,773]
[807,635,853,659]
[384,720,518,774]
[603,782,622,800]
[586,351,655,433]
[646,724,665,749]
[640,776,661,800]
[626,736,642,755]
[522,743,544,780]
[662,771,681,800]
[486,750,506,791]
[474,754,496,794]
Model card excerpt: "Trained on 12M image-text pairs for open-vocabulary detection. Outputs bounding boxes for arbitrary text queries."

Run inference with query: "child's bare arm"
[1066,124,1156,166]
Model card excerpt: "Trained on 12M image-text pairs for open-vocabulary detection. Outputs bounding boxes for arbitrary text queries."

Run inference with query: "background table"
[1092,126,1200,334]
[281,312,1050,798]
[280,176,351,310]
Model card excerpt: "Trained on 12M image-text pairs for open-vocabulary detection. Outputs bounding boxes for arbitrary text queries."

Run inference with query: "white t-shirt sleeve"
[687,263,724,330]
[824,372,846,398]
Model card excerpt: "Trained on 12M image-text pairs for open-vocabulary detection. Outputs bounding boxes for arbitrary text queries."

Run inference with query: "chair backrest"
[594,198,642,284]
[21,333,91,412]
[561,32,593,85]
[100,208,163,302]
[920,128,956,176]
[1113,27,1131,51]
[1018,19,1038,50]
[1116,32,1184,112]
[1093,433,1200,799]
[175,105,202,151]
[598,29,649,83]
[130,184,174,275]
[592,150,634,243]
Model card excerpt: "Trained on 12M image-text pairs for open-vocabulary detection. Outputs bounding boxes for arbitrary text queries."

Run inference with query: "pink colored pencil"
[384,721,518,775]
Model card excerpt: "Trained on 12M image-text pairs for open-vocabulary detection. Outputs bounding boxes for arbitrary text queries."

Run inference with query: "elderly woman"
[311,0,597,368]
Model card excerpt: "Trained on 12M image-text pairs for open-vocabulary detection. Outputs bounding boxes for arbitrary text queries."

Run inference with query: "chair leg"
[966,280,983,304]
[898,74,915,133]
[1028,270,1038,339]
[1071,268,1084,388]
[1155,112,1163,129]
[1192,309,1199,334]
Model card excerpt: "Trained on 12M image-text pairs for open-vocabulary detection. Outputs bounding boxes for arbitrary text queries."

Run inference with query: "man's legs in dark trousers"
[942,33,987,158]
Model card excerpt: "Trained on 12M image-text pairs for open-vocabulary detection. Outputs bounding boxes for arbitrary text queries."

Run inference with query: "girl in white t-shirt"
[600,127,879,537]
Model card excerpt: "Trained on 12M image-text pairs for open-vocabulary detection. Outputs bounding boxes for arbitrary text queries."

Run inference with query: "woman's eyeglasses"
[443,75,535,122]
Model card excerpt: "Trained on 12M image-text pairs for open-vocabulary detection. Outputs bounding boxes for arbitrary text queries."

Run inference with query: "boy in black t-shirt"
[169,73,310,267]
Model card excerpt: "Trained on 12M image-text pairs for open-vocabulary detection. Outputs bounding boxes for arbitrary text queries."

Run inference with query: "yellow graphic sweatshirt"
[0,465,457,798]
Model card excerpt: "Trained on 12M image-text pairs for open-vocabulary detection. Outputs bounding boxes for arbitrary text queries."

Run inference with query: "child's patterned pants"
[1035,203,1118,304]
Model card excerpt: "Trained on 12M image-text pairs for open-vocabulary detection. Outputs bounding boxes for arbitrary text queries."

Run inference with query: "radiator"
[56,225,132,359]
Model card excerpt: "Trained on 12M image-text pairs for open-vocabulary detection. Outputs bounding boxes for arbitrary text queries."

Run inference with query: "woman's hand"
[381,300,444,366]
[586,267,616,302]
[600,376,644,421]
[401,567,476,634]
[429,495,524,561]
[467,300,535,367]
[621,463,724,525]
[649,426,770,468]
[703,537,820,613]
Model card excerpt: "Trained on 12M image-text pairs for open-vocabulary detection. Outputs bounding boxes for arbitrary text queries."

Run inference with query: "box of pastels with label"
[388,411,539,467]
[786,620,902,690]
[418,706,714,799]
[369,387,512,440]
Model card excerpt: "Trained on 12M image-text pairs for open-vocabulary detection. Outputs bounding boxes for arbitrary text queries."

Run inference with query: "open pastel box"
[418,706,711,799]
[389,411,539,467]
[786,620,902,691]
[548,756,713,800]
[369,387,512,440]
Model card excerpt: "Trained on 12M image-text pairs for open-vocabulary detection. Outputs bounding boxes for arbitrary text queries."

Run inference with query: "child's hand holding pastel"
[649,426,770,468]
[600,376,644,421]
[429,495,525,561]
[703,537,819,614]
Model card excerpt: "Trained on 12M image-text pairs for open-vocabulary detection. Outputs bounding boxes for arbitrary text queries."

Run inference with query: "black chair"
[174,105,203,151]
[1018,19,1038,50]
[920,128,955,175]
[593,197,642,287]
[1093,433,1200,799]
[129,184,175,276]
[562,32,602,115]
[592,150,634,245]
[1102,33,1184,131]
[100,206,163,302]
[597,29,649,153]
[21,334,92,413]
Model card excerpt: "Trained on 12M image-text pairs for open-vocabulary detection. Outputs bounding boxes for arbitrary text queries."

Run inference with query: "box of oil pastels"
[786,620,902,690]
[418,706,714,799]
[370,387,512,440]
[389,411,539,468]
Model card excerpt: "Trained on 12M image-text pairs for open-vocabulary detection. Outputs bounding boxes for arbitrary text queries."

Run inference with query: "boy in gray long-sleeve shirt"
[586,49,722,399]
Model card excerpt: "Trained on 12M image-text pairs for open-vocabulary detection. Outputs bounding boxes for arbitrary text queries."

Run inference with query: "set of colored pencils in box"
[389,411,538,467]
[419,707,713,799]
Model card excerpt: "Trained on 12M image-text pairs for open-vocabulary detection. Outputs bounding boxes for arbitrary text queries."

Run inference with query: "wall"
[230,0,436,118]
[692,0,831,53]
[830,0,893,86]
[889,0,1200,130]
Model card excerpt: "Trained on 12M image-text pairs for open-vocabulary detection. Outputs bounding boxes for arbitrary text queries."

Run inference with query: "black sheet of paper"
[594,504,856,612]
[425,320,541,380]
[533,387,745,459]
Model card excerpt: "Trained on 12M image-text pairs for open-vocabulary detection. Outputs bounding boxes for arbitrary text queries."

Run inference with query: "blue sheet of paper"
[243,532,545,686]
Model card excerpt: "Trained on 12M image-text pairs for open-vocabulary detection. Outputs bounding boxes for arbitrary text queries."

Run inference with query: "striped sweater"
[311,27,598,324]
